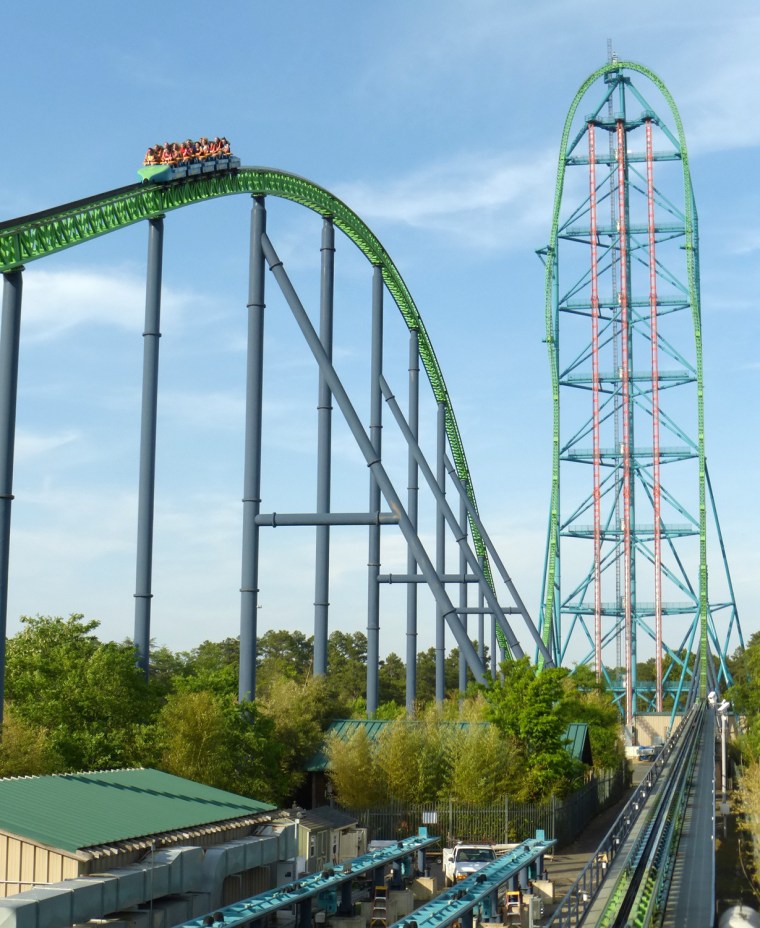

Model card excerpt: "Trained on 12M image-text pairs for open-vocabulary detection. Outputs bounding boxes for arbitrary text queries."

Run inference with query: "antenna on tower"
[607,38,618,65]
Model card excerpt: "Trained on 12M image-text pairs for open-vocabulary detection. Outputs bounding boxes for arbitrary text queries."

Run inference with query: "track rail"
[547,703,706,928]
[596,705,704,927]
[0,168,524,647]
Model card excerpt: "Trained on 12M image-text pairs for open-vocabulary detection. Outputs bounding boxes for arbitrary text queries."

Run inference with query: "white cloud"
[335,149,557,250]
[675,16,760,153]
[15,428,80,463]
[21,267,205,341]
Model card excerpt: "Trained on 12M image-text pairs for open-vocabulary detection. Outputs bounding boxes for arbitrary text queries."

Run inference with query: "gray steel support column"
[0,269,22,727]
[458,492,468,694]
[379,375,530,661]
[239,196,267,703]
[367,265,383,716]
[478,555,486,665]
[260,233,488,683]
[491,591,497,676]
[444,453,553,664]
[406,330,419,716]
[435,401,446,703]
[134,216,164,678]
[314,217,335,677]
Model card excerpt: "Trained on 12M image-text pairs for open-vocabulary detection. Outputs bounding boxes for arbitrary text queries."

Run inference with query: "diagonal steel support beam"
[260,232,490,685]
[379,375,534,663]
[443,455,554,665]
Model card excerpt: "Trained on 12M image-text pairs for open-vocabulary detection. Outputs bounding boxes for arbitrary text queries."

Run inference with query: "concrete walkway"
[543,764,647,916]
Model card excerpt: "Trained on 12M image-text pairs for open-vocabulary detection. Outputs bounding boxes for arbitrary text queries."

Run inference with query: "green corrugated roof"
[563,722,592,763]
[306,719,393,771]
[307,719,593,772]
[0,768,275,854]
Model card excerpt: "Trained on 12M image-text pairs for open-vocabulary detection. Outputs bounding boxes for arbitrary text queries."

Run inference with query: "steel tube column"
[646,119,664,712]
[239,196,267,702]
[367,265,383,715]
[478,556,487,668]
[260,233,489,683]
[314,218,335,677]
[0,269,22,726]
[406,331,419,715]
[458,493,468,694]
[134,216,163,677]
[435,401,446,703]
[380,378,533,661]
[588,124,602,681]
[443,455,553,664]
[617,120,634,727]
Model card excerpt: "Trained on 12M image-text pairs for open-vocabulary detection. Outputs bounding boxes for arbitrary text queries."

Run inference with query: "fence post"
[504,795,509,844]
[551,794,556,842]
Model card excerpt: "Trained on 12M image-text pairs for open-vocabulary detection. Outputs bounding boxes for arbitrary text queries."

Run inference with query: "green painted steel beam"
[0,167,507,648]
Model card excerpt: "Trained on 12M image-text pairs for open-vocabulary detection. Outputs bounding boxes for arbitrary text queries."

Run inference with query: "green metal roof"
[0,768,275,854]
[307,720,592,772]
[563,722,592,764]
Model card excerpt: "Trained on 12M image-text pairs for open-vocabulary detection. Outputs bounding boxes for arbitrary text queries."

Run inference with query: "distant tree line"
[1,614,625,806]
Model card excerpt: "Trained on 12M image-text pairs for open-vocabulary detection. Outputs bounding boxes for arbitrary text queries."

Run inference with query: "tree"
[257,630,313,691]
[379,652,406,706]
[327,631,368,708]
[375,714,450,803]
[5,614,157,771]
[326,726,386,807]
[0,704,62,776]
[155,689,283,802]
[483,657,584,799]
[175,638,240,697]
[559,666,624,771]
[415,647,460,704]
[258,675,334,798]
[446,722,521,804]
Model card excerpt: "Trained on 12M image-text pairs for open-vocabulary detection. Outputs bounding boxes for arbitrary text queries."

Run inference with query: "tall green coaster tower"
[538,60,743,728]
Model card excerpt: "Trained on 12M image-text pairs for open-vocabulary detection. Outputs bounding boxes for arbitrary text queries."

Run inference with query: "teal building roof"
[0,767,275,853]
[307,719,593,771]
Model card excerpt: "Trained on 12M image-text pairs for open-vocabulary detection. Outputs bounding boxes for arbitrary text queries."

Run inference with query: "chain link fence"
[341,764,626,848]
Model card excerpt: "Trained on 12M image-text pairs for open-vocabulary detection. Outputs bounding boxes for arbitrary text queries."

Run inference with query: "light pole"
[717,699,731,802]
[294,814,301,878]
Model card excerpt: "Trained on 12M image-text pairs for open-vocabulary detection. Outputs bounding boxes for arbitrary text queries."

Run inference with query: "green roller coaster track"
[0,167,508,649]
[540,61,708,696]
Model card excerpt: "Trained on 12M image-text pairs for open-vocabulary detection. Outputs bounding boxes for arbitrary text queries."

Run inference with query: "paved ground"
[543,763,646,914]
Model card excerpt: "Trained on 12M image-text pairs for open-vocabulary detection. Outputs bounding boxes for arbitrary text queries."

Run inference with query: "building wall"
[0,833,81,898]
[635,713,683,746]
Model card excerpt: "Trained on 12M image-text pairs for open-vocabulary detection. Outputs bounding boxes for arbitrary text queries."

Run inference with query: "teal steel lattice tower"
[538,61,743,726]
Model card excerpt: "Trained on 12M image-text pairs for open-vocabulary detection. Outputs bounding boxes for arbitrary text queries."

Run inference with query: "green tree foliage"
[155,689,283,802]
[446,721,521,804]
[173,638,240,697]
[258,675,334,797]
[1,613,621,808]
[326,726,386,807]
[483,657,586,800]
[559,665,625,771]
[375,713,450,804]
[415,647,467,704]
[327,631,368,708]
[0,704,63,776]
[5,614,157,771]
[257,630,312,691]
[728,634,760,758]
[379,652,406,705]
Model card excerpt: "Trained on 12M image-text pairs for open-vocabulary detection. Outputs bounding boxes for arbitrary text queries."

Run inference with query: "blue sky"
[1,1,757,665]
